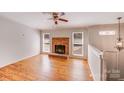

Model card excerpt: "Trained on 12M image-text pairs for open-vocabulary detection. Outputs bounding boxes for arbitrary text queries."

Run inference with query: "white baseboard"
[0,53,40,68]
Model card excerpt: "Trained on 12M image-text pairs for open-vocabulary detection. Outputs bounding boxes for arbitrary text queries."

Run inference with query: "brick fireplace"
[52,37,69,55]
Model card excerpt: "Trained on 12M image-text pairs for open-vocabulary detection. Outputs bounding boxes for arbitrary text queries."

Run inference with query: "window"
[72,32,84,56]
[43,33,50,52]
[99,30,115,36]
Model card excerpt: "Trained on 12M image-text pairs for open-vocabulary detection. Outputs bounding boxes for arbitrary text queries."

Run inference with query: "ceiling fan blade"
[59,18,68,22]
[60,12,65,16]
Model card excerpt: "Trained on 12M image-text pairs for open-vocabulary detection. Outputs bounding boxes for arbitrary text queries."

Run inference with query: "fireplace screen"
[55,45,65,54]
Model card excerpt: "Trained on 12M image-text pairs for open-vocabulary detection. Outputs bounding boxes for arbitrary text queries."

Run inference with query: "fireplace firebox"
[55,45,65,54]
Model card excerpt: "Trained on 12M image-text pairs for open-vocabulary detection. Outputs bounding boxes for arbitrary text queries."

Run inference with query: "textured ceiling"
[0,12,124,30]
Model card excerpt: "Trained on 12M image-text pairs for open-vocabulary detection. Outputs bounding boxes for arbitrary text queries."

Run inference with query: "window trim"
[42,33,50,52]
[72,32,84,56]
[99,30,115,36]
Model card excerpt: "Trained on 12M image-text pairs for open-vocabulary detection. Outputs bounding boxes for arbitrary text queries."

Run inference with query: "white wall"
[88,24,117,51]
[40,28,88,58]
[0,16,40,68]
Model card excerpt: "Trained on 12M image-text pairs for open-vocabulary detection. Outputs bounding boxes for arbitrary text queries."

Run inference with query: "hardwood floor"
[0,54,93,81]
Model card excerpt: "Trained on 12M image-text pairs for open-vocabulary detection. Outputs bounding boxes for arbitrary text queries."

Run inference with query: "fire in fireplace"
[55,45,65,54]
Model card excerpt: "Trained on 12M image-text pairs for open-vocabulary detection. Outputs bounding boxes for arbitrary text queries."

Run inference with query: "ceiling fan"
[48,12,68,24]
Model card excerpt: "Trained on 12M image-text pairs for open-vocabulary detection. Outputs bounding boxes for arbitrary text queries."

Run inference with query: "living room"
[1,0,124,92]
[0,12,124,81]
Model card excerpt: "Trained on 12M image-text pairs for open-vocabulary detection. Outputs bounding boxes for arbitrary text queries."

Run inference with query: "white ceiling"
[0,12,124,30]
